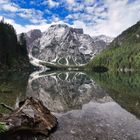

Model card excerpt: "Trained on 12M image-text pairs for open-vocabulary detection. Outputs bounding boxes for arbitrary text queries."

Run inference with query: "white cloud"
[1,0,140,37]
[49,0,59,7]
[51,15,60,22]
[0,0,45,24]
[18,8,45,24]
[0,0,9,4]
[92,0,140,36]
[42,0,59,8]
[0,2,19,12]
[0,16,69,34]
[66,0,75,5]
[73,20,95,35]
[0,0,46,24]
[67,0,140,37]
[1,17,49,33]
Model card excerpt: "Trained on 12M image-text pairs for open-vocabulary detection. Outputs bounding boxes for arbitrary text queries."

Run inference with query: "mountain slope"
[29,24,111,66]
[18,29,42,51]
[87,21,140,71]
[25,29,42,51]
[92,35,113,46]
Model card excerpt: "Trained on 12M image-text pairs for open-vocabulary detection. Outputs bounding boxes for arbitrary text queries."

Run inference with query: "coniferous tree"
[0,19,30,70]
[0,19,18,67]
[18,33,28,57]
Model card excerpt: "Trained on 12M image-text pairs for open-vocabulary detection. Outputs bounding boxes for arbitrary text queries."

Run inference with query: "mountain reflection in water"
[0,71,140,140]
[26,72,110,113]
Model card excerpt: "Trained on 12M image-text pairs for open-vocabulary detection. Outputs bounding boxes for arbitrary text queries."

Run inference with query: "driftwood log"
[0,97,57,138]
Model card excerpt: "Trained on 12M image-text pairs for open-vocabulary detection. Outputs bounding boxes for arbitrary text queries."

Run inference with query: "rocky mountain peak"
[26,29,42,39]
[93,35,114,45]
[18,29,42,51]
[27,24,112,66]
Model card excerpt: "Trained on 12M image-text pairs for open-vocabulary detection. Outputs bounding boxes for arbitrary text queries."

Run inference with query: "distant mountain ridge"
[87,21,140,71]
[93,35,114,45]
[23,24,113,66]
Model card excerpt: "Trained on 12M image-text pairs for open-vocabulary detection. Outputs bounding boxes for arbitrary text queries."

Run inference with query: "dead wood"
[0,97,57,136]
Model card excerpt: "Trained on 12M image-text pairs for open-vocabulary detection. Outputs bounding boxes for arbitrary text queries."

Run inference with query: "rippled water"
[0,71,140,140]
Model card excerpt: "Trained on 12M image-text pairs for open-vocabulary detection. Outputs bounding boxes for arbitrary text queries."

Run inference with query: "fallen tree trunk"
[0,97,57,137]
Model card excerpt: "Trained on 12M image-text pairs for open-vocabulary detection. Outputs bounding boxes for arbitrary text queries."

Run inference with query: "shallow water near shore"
[0,71,140,140]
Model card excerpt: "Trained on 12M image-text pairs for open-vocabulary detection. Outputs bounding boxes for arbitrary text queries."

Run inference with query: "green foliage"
[18,33,28,57]
[0,19,17,67]
[0,123,7,133]
[87,21,140,71]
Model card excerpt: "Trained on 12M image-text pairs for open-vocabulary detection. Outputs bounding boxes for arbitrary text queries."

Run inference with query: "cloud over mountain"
[0,0,140,37]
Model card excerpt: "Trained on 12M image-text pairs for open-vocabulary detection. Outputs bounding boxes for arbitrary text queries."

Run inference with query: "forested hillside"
[87,21,140,71]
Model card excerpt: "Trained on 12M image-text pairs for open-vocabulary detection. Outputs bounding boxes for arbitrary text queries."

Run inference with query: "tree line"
[0,19,28,69]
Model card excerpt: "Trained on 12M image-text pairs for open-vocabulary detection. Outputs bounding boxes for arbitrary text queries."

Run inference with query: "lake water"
[0,71,140,140]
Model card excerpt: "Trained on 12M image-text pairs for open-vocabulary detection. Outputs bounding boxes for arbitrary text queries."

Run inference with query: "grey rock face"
[18,29,42,51]
[26,29,42,49]
[29,24,112,65]
[92,35,114,49]
[72,28,83,34]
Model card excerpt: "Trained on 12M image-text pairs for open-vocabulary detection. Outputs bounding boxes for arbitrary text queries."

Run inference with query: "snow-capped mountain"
[28,24,112,66]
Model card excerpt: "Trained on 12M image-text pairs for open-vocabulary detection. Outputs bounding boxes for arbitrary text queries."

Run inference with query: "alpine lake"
[0,70,140,140]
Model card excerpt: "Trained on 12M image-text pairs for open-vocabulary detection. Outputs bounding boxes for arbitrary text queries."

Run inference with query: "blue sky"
[0,0,140,36]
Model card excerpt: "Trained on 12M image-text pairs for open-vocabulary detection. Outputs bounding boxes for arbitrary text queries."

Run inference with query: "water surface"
[0,71,140,140]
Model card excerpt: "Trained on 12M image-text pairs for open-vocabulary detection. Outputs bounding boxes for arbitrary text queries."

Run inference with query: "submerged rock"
[0,98,57,139]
